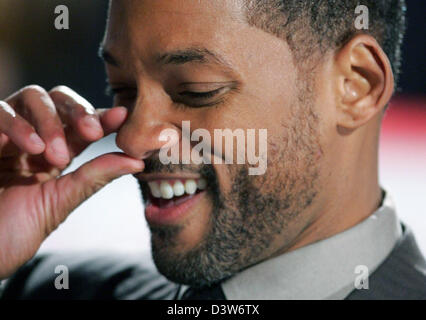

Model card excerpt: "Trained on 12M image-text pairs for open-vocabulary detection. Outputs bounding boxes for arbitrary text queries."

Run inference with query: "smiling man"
[1,0,425,300]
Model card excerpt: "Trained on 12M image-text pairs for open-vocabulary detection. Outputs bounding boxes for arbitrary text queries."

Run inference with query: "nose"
[115,85,180,160]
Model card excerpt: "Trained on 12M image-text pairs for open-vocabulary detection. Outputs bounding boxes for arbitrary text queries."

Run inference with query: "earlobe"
[335,35,394,129]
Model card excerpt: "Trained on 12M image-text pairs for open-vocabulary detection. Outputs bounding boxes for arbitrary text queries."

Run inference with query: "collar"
[221,191,402,300]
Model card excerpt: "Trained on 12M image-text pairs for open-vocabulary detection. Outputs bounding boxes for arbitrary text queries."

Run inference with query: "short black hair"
[244,0,406,84]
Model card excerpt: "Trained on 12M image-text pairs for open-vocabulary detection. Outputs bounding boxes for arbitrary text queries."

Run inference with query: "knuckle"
[90,178,108,194]
[49,86,94,115]
[21,84,47,97]
[20,85,54,113]
[0,100,15,116]
[75,168,105,197]
[49,85,70,95]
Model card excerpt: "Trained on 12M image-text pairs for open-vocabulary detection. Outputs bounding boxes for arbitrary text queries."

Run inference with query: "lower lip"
[144,191,206,225]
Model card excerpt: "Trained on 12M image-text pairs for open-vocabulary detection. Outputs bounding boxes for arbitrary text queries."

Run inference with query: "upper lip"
[133,173,202,182]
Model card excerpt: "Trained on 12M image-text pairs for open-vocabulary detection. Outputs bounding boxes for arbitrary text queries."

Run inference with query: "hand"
[0,85,144,279]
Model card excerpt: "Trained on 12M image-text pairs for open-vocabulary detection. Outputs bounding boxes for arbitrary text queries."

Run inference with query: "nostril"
[116,134,156,159]
[115,123,180,160]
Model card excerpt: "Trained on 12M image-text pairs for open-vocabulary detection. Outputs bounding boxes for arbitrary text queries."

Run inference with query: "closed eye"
[175,86,235,108]
[178,87,225,99]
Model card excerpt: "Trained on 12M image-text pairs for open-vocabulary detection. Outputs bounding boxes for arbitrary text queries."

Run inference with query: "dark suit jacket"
[2,224,426,300]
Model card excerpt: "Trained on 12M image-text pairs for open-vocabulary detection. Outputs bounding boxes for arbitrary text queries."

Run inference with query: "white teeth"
[160,181,174,199]
[148,182,162,198]
[197,178,207,190]
[173,181,185,197]
[148,178,207,199]
[184,179,197,195]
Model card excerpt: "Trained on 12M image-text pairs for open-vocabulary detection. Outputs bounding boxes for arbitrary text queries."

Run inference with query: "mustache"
[143,157,214,179]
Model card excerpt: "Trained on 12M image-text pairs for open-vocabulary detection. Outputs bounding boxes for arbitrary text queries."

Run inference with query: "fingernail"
[82,115,102,132]
[29,133,45,148]
[50,137,69,162]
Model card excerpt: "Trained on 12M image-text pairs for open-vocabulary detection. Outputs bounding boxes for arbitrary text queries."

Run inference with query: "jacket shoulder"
[346,225,426,300]
[1,251,177,300]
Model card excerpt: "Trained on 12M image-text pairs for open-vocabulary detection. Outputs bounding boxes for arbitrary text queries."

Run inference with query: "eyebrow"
[156,48,232,69]
[99,46,234,72]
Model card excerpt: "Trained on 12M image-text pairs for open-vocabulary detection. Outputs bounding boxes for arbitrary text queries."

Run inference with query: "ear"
[334,35,394,129]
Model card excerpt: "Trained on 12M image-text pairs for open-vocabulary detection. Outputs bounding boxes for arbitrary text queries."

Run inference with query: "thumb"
[42,152,143,231]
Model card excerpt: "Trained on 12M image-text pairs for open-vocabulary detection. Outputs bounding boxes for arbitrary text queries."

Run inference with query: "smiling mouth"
[146,178,207,208]
[138,177,208,225]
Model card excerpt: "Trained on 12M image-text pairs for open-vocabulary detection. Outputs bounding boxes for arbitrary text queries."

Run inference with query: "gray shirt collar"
[221,191,402,300]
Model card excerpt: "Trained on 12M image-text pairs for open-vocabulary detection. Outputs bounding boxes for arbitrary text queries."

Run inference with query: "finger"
[57,106,127,161]
[41,152,144,232]
[59,106,127,160]
[7,85,70,167]
[97,107,128,135]
[0,100,45,155]
[49,86,103,142]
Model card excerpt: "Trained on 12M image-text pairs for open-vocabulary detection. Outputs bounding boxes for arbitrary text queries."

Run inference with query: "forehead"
[105,0,246,56]
[103,0,296,89]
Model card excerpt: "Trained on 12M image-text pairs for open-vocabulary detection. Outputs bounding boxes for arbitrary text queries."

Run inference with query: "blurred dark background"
[0,0,110,103]
[0,0,424,103]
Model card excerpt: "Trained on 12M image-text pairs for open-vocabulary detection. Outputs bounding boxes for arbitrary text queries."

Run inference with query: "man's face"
[103,0,327,287]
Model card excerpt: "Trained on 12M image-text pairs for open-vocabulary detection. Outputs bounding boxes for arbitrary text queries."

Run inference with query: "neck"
[275,122,383,256]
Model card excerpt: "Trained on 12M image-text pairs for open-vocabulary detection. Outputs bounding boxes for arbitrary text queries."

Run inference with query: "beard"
[137,87,322,288]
